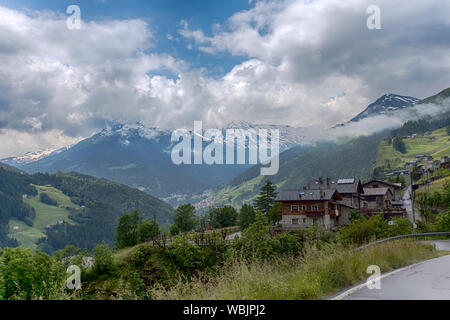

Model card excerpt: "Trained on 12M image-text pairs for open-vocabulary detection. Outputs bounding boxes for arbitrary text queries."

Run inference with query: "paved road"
[402,185,422,223]
[225,231,241,240]
[335,241,450,300]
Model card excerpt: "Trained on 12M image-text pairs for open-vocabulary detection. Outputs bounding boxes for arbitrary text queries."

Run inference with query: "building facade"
[275,189,343,230]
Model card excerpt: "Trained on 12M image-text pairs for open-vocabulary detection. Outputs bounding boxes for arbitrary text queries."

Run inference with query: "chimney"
[320,190,324,198]
[326,177,330,187]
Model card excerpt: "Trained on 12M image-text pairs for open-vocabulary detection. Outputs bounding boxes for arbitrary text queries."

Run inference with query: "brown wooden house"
[274,189,343,230]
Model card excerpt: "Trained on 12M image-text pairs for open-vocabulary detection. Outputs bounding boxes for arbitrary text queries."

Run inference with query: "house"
[362,187,393,211]
[362,179,402,201]
[416,154,433,161]
[441,156,450,169]
[304,177,364,209]
[274,189,343,230]
[405,160,418,166]
[433,160,441,168]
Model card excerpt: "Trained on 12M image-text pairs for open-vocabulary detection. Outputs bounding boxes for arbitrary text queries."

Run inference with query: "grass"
[375,128,450,173]
[150,241,442,300]
[417,175,450,194]
[8,185,78,250]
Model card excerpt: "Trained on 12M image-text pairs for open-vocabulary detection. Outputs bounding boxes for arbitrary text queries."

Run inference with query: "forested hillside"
[0,167,173,252]
[205,133,386,207]
[0,168,37,247]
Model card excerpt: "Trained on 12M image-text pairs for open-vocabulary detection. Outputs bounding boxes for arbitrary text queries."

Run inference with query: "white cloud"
[1,1,450,157]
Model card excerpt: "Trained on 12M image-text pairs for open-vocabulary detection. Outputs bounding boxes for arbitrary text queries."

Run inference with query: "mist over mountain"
[3,88,449,207]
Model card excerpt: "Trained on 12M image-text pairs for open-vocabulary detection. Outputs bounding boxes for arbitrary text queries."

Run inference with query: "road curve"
[333,241,450,300]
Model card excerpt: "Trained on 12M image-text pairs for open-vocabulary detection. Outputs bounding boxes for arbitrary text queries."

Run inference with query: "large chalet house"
[361,187,393,210]
[275,177,405,230]
[362,179,402,208]
[275,189,343,230]
[305,178,364,209]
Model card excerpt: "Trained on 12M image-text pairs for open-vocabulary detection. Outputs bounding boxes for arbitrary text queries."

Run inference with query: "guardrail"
[356,232,450,250]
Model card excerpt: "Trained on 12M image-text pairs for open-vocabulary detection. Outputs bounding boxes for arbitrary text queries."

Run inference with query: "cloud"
[1,1,450,157]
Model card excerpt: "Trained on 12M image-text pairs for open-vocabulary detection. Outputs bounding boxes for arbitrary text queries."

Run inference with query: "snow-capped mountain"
[0,145,73,166]
[334,93,419,128]
[8,121,311,205]
[350,93,419,123]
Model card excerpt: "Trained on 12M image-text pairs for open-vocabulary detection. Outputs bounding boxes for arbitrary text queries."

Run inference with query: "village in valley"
[274,139,450,232]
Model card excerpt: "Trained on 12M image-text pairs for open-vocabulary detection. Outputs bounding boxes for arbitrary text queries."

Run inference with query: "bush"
[0,247,65,299]
[208,206,238,229]
[230,211,281,260]
[338,214,389,245]
[437,211,450,231]
[165,235,225,278]
[389,217,413,236]
[92,243,115,277]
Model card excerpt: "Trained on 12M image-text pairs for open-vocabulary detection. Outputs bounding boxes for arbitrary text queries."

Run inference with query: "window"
[291,205,299,212]
[292,219,299,225]
[302,218,307,224]
[312,204,319,211]
[301,205,307,211]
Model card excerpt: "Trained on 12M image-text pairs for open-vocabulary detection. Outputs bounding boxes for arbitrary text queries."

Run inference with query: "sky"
[0,0,450,157]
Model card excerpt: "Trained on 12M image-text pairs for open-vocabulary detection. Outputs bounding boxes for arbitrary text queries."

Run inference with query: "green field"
[417,175,450,194]
[8,185,79,250]
[375,128,450,173]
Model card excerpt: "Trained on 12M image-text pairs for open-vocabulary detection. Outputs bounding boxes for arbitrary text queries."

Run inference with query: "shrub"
[92,243,115,277]
[208,206,238,229]
[0,247,65,300]
[338,214,389,245]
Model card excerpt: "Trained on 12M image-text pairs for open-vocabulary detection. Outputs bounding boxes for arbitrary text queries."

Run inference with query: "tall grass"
[150,241,440,300]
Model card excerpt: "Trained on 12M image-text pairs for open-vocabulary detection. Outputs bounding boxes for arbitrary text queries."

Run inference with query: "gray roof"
[306,178,361,194]
[363,187,391,196]
[275,189,338,201]
[362,179,402,189]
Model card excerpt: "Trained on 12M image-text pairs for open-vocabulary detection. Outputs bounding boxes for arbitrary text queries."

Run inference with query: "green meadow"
[8,184,78,250]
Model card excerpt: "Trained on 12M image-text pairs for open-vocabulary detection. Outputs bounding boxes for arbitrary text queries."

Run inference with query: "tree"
[116,211,141,248]
[170,223,180,236]
[208,206,238,229]
[173,204,197,232]
[39,192,57,206]
[392,136,407,153]
[92,242,115,276]
[267,202,282,225]
[254,180,278,215]
[238,204,256,230]
[137,219,160,242]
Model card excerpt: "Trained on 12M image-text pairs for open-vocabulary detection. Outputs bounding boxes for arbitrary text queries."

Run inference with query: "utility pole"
[409,168,417,234]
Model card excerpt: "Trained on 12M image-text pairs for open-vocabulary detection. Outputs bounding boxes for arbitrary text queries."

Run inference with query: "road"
[225,231,241,240]
[402,185,422,224]
[333,241,450,300]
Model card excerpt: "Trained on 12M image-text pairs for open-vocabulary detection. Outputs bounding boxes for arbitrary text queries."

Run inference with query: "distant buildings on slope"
[275,178,404,231]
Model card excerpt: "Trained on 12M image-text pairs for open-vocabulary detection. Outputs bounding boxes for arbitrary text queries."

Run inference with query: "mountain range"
[2,88,450,208]
[2,122,312,205]
[333,93,420,127]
